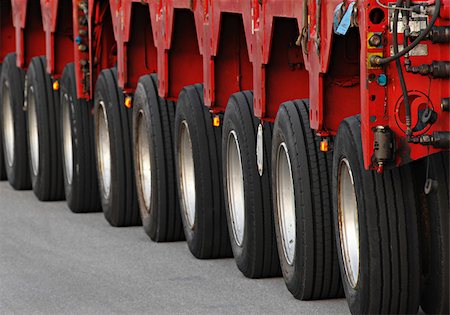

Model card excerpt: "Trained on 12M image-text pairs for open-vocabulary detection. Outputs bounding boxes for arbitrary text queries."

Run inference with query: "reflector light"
[52,81,59,91]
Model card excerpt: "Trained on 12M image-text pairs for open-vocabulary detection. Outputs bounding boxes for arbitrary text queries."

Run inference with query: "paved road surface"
[0,182,349,314]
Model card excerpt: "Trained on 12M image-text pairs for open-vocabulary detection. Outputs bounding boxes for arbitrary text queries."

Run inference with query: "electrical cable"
[376,0,414,11]
[392,0,413,136]
[377,0,441,65]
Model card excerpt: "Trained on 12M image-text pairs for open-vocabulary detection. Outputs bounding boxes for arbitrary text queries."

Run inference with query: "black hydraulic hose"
[393,0,413,136]
[377,0,441,65]
[404,0,411,43]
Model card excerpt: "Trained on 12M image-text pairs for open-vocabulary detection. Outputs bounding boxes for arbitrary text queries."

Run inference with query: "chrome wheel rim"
[96,101,111,199]
[27,86,39,176]
[136,110,152,211]
[276,142,296,265]
[62,94,74,185]
[338,158,360,288]
[178,120,196,229]
[2,81,14,167]
[226,130,245,246]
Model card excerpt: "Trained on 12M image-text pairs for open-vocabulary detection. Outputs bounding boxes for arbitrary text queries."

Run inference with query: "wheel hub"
[96,101,112,200]
[2,81,14,168]
[136,110,152,211]
[62,94,74,185]
[226,130,245,246]
[178,120,196,229]
[276,142,296,265]
[338,158,360,288]
[27,86,39,176]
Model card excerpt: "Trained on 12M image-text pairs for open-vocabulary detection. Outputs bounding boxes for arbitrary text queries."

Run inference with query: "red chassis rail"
[4,0,449,169]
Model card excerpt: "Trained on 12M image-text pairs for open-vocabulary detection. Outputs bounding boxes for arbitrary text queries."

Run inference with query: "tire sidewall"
[175,86,215,253]
[25,59,48,192]
[272,103,320,296]
[332,120,369,313]
[94,74,117,221]
[174,91,198,245]
[59,71,77,206]
[222,96,260,268]
[132,79,159,238]
[271,106,303,289]
[1,76,17,172]
[0,54,29,188]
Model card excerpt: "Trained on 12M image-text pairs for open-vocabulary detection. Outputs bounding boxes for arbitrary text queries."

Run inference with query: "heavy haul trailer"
[0,0,448,314]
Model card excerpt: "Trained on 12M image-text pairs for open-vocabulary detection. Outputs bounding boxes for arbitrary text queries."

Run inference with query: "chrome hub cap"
[96,101,112,199]
[178,121,196,229]
[2,82,14,167]
[136,110,152,211]
[27,87,39,176]
[276,142,296,265]
[226,130,245,246]
[338,158,360,288]
[62,94,74,185]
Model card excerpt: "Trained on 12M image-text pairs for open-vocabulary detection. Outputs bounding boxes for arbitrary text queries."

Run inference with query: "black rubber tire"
[413,151,449,315]
[93,68,140,227]
[271,100,342,300]
[0,53,31,190]
[132,74,184,241]
[25,56,65,201]
[332,115,421,314]
[174,84,232,259]
[60,63,101,213]
[0,63,6,181]
[222,91,280,278]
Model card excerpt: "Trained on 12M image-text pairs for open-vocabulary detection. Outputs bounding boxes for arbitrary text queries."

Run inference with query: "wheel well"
[265,17,309,121]
[213,13,252,112]
[167,9,202,99]
[24,1,45,67]
[0,1,15,62]
[126,2,157,91]
[323,28,361,132]
[54,0,74,76]
[91,0,116,92]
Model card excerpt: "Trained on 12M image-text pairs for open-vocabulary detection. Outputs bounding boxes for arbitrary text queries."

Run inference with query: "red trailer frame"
[4,0,449,168]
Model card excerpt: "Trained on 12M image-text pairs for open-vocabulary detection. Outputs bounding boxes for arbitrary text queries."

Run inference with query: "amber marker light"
[320,139,329,152]
[213,115,220,127]
[125,96,132,108]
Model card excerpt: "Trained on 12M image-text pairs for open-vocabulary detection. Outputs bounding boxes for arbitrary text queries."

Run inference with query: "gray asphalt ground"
[0,181,349,314]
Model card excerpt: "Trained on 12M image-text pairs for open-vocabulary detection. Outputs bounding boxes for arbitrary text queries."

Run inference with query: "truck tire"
[271,100,342,300]
[0,63,6,181]
[132,74,184,241]
[60,63,101,213]
[222,91,280,278]
[25,56,65,201]
[333,115,420,314]
[414,151,449,315]
[174,84,232,259]
[93,68,140,227]
[0,53,31,190]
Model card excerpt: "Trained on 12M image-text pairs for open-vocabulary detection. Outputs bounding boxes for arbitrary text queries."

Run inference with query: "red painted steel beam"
[10,0,45,68]
[0,1,15,62]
